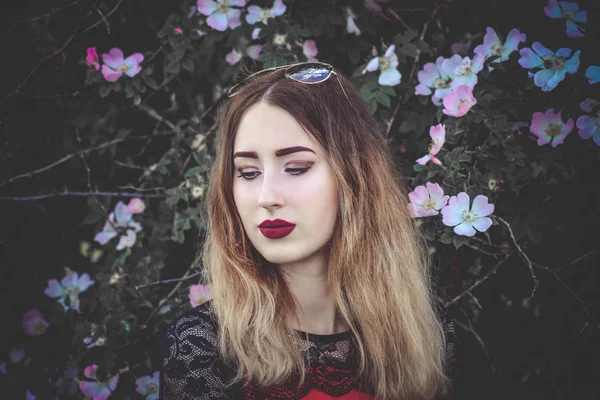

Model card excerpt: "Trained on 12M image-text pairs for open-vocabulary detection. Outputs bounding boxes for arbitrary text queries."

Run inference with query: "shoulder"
[163,300,218,346]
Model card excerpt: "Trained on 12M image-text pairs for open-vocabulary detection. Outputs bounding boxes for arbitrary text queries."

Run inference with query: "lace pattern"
[159,299,458,399]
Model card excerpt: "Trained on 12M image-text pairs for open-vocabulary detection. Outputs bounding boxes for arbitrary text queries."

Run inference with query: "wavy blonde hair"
[201,65,452,399]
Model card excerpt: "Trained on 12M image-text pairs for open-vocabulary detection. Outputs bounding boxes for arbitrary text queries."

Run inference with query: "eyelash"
[236,168,310,181]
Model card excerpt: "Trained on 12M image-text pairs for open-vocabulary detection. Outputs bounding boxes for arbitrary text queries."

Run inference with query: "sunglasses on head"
[226,61,352,106]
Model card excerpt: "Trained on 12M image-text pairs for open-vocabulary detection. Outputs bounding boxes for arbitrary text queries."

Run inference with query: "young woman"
[160,62,458,400]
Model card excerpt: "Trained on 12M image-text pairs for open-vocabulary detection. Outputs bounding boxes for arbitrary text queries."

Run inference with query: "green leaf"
[379,86,396,96]
[439,230,454,244]
[142,75,158,90]
[453,233,470,249]
[375,92,391,108]
[415,40,432,55]
[185,166,204,178]
[527,225,543,246]
[182,58,194,72]
[413,163,426,172]
[98,84,111,98]
[401,42,420,58]
[398,120,415,133]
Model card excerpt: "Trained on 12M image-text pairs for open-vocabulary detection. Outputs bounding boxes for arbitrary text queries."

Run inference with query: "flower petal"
[472,217,493,233]
[206,11,228,31]
[270,0,286,17]
[543,0,562,18]
[518,47,542,69]
[197,0,217,16]
[585,66,600,84]
[102,48,124,69]
[471,195,494,217]
[378,68,401,86]
[453,221,476,236]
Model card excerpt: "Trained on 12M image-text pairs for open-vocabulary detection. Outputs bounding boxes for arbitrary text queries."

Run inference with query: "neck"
[277,258,347,335]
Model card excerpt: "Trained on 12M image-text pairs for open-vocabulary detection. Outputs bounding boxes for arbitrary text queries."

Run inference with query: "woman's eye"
[236,167,310,181]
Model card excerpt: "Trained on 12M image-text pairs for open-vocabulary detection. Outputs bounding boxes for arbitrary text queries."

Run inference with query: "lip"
[259,219,296,239]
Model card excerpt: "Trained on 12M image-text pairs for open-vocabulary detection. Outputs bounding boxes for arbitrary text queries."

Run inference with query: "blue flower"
[585,66,600,84]
[518,42,580,91]
[576,99,600,147]
[543,0,586,38]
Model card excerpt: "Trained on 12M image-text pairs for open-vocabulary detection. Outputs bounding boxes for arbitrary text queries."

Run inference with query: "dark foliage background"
[0,0,598,398]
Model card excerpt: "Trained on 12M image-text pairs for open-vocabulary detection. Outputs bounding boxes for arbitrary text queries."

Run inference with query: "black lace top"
[159,299,458,399]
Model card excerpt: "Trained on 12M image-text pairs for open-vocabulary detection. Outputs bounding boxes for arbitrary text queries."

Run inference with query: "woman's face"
[232,100,339,266]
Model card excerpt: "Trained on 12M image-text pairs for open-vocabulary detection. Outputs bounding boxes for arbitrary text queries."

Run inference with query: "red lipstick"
[259,219,296,239]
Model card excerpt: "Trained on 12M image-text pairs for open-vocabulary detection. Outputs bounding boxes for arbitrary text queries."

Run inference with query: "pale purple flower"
[442,85,477,117]
[473,27,526,66]
[441,192,494,236]
[128,198,145,214]
[415,55,463,106]
[94,201,143,249]
[346,8,360,36]
[79,365,119,400]
[518,43,580,91]
[45,272,95,313]
[245,0,286,25]
[197,0,246,31]
[189,284,213,307]
[544,0,586,38]
[408,182,449,218]
[530,108,574,147]
[416,124,446,165]
[586,66,600,84]
[26,390,36,400]
[251,27,261,40]
[86,48,100,71]
[22,309,49,336]
[246,44,262,60]
[101,48,144,83]
[135,371,160,400]
[303,40,318,62]
[576,99,600,147]
[0,347,31,375]
[362,45,401,86]
[225,49,243,65]
[451,54,485,89]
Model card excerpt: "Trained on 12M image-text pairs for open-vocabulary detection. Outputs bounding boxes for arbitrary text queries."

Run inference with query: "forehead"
[233,101,319,153]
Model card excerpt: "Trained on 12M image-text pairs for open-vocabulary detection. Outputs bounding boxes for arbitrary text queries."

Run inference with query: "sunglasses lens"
[286,63,333,83]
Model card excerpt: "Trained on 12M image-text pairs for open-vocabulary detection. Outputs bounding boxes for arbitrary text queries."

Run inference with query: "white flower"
[362,45,402,86]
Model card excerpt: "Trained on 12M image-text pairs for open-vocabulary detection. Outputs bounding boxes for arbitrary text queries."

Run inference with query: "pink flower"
[86,47,100,71]
[127,198,145,214]
[530,108,574,147]
[246,44,262,60]
[416,124,446,165]
[79,365,119,400]
[441,192,494,237]
[197,0,246,31]
[22,309,50,336]
[189,284,212,307]
[302,40,318,62]
[442,85,477,117]
[101,48,144,83]
[408,182,449,218]
[173,27,183,34]
[135,371,160,400]
[245,0,286,25]
[225,49,243,65]
[346,8,360,36]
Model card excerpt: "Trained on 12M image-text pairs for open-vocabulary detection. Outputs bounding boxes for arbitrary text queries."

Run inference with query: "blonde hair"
[200,65,452,399]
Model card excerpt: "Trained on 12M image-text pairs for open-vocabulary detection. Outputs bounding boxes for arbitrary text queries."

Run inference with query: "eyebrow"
[233,146,315,159]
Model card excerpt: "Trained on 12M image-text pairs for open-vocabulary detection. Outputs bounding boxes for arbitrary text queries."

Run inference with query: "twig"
[135,271,202,290]
[0,131,174,189]
[496,216,538,300]
[532,262,590,335]
[446,249,517,306]
[386,8,411,31]
[136,104,178,132]
[142,262,201,328]
[94,7,110,34]
[557,247,598,273]
[0,0,102,105]
[80,0,123,34]
[75,127,117,231]
[0,0,86,24]
[384,0,451,137]
[0,191,165,201]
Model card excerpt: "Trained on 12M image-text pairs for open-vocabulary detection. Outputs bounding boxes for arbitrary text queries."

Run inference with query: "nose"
[257,170,285,210]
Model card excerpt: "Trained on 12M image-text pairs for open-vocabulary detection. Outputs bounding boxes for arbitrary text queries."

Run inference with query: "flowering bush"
[1,0,599,398]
